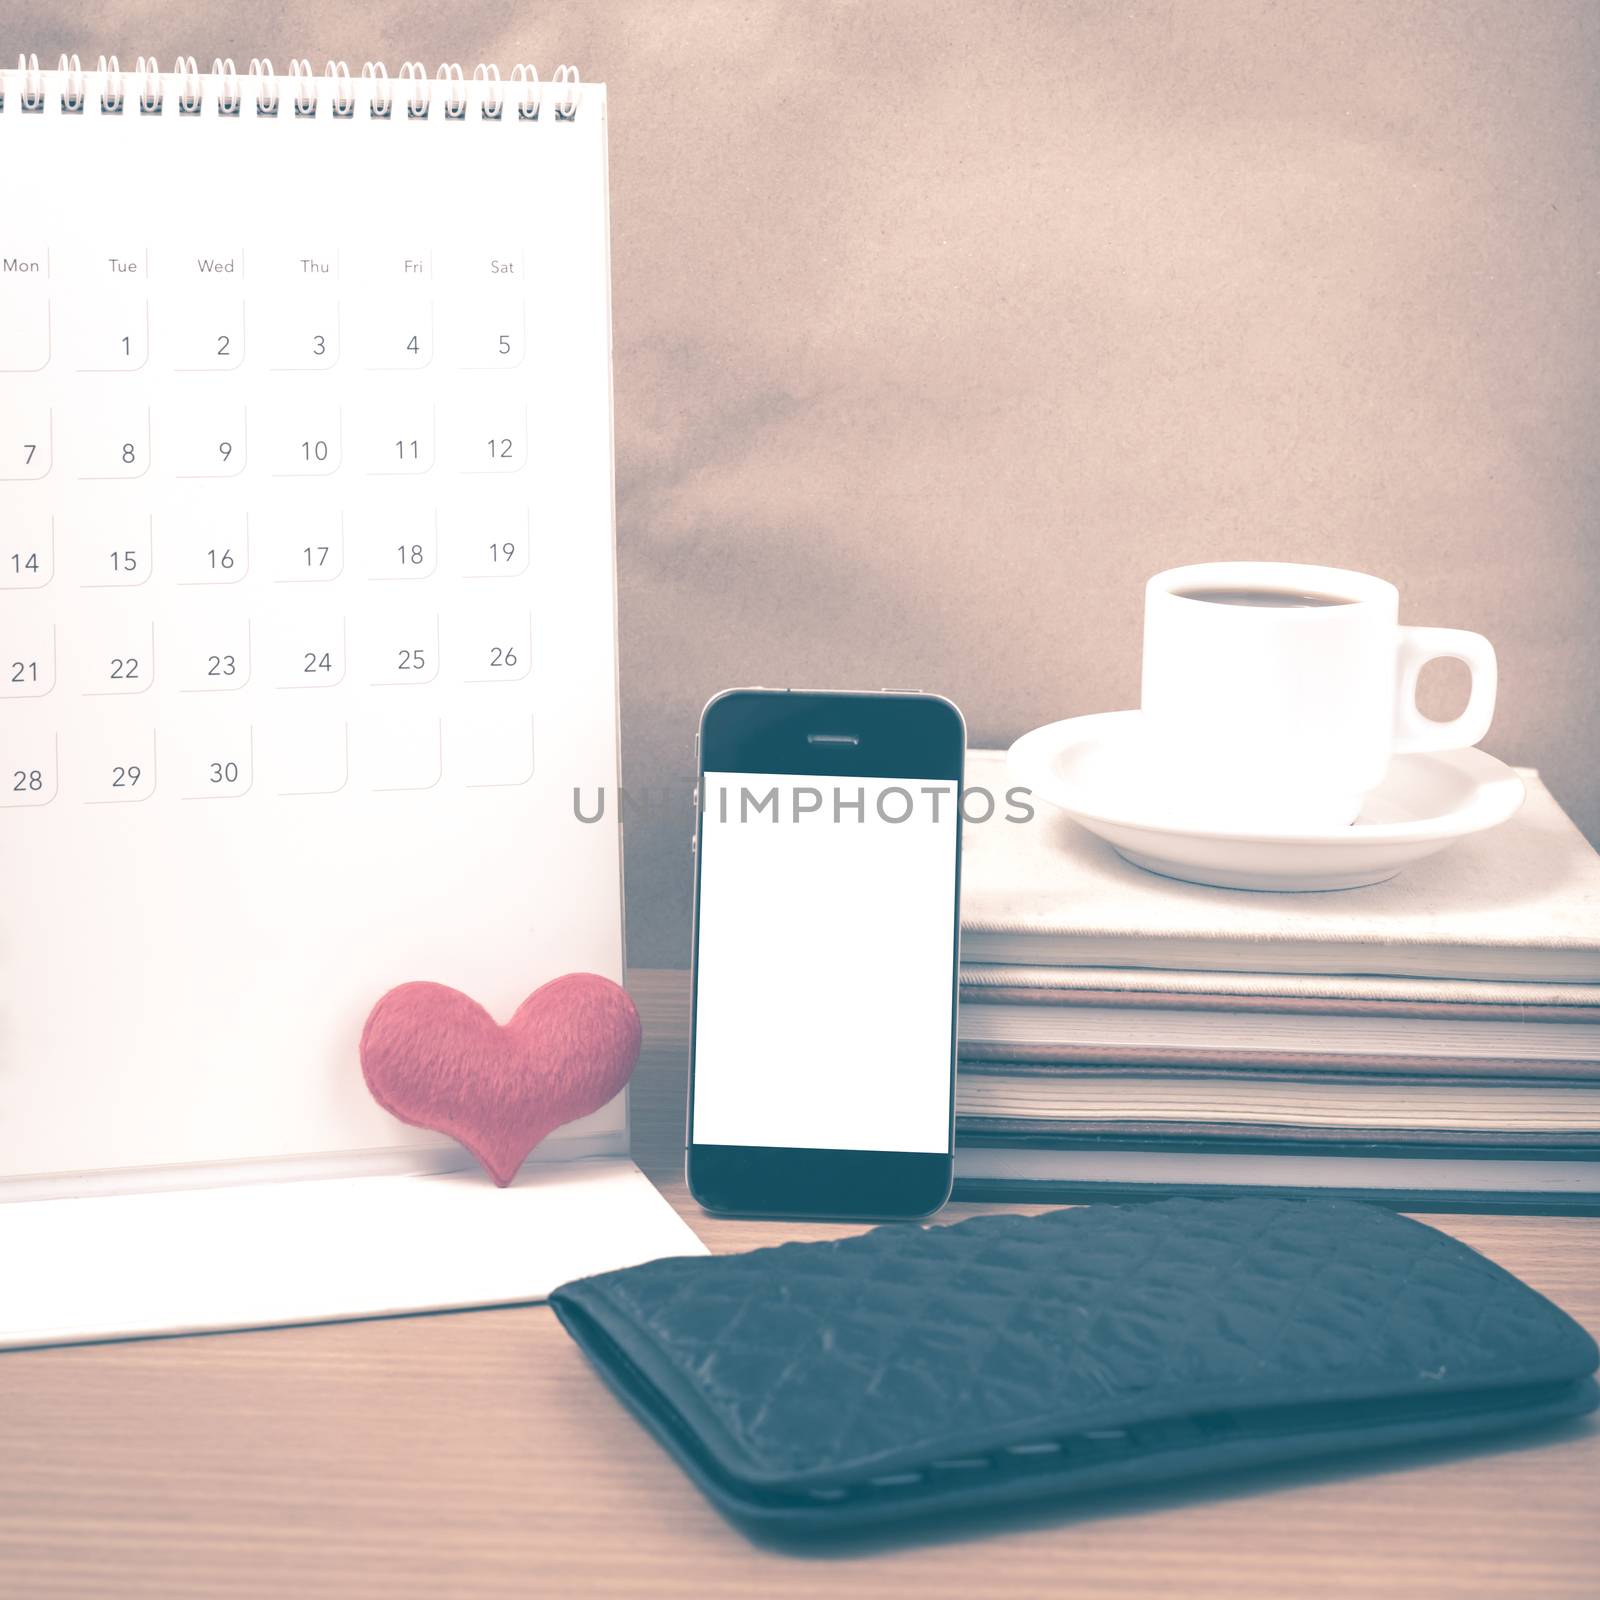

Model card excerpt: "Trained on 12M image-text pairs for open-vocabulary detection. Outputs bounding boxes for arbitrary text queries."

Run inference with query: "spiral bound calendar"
[0,57,631,1201]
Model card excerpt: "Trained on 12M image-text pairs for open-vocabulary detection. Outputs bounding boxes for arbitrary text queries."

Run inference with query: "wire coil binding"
[175,56,203,115]
[136,56,162,114]
[213,58,241,115]
[17,52,44,112]
[361,62,391,118]
[0,58,587,121]
[552,64,581,120]
[98,55,123,113]
[399,61,429,119]
[511,64,541,120]
[473,63,503,120]
[57,53,85,112]
[250,58,279,116]
[327,60,354,118]
[290,59,317,117]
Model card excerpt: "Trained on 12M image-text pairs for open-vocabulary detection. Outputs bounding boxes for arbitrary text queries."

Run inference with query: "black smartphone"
[686,688,965,1220]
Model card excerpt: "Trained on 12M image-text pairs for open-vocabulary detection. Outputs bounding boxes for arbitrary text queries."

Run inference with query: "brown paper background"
[15,2,1598,964]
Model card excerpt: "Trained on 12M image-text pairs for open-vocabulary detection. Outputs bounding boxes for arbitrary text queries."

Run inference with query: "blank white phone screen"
[691,772,959,1154]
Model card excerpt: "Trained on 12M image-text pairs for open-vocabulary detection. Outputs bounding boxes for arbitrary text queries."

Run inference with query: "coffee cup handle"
[1393,627,1498,753]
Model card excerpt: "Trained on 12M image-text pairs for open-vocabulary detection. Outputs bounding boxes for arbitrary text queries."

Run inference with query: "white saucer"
[1007,712,1526,892]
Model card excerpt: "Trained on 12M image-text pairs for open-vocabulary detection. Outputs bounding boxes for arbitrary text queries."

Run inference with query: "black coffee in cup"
[1173,586,1355,609]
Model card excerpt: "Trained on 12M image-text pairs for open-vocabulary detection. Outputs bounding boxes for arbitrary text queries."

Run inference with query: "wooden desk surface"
[4,970,1598,1598]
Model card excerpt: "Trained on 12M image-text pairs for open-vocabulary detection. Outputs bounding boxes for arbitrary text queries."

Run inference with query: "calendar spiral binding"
[2,54,583,121]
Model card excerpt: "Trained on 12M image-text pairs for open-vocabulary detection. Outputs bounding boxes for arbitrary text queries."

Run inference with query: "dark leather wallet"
[551,1197,1598,1532]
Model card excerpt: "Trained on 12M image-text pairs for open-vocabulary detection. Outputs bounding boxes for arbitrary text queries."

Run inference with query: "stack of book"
[954,750,1600,1212]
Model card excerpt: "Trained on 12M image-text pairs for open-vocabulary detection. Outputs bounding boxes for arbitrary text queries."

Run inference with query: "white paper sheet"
[0,1158,704,1349]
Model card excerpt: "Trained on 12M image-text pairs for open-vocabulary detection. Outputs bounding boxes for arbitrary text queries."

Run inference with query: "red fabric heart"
[359,974,641,1186]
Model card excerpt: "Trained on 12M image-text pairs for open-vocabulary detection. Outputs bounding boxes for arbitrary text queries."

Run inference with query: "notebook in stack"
[954,750,1600,1212]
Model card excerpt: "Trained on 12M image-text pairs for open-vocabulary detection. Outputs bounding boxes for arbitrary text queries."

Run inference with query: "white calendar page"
[0,67,626,1191]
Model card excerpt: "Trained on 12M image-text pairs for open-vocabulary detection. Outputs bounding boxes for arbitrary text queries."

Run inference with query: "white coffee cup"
[1140,561,1497,831]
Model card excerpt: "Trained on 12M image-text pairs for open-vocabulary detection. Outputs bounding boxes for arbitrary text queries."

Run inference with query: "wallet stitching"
[564,1283,1593,1517]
